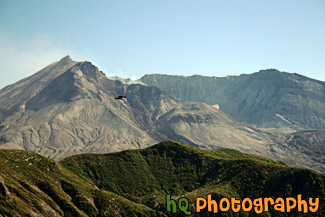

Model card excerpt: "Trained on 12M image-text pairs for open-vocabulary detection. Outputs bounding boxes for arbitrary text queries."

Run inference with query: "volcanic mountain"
[0,56,273,161]
[0,56,324,174]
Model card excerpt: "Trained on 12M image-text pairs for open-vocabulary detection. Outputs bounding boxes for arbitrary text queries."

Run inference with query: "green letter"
[166,194,177,213]
[179,197,192,215]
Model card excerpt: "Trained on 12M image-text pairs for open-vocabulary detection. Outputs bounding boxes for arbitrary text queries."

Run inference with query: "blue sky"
[0,0,324,88]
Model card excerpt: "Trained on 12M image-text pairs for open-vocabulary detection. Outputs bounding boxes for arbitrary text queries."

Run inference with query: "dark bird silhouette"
[115,96,126,100]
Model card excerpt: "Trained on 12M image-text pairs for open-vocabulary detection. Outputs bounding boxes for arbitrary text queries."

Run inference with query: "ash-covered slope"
[155,102,270,154]
[141,70,325,130]
[0,56,77,122]
[270,130,325,173]
[0,56,273,161]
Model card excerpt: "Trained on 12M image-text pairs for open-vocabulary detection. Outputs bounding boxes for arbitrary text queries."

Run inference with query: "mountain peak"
[72,61,106,81]
[252,69,292,80]
[58,55,74,65]
[257,68,281,74]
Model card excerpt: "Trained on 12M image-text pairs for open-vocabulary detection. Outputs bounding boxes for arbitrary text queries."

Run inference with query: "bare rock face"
[0,176,12,200]
[141,70,325,131]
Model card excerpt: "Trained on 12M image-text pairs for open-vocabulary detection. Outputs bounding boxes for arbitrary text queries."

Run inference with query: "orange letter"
[219,198,230,212]
[242,198,253,212]
[309,198,319,212]
[297,194,307,213]
[274,198,285,212]
[286,197,296,212]
[207,194,218,213]
[231,197,241,212]
[253,198,263,214]
[264,197,274,212]
[196,197,207,212]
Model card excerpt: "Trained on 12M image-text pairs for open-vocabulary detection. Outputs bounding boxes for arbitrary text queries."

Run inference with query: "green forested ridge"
[0,141,324,216]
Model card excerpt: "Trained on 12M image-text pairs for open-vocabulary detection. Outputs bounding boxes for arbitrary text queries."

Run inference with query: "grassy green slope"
[61,141,325,217]
[0,141,324,216]
[0,149,166,217]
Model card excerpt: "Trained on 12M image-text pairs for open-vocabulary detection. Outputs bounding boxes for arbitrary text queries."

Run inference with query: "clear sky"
[0,0,324,88]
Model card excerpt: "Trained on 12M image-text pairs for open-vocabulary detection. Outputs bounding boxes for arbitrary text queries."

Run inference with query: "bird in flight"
[115,96,126,100]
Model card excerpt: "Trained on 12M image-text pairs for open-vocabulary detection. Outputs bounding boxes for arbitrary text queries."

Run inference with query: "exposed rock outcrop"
[0,176,12,200]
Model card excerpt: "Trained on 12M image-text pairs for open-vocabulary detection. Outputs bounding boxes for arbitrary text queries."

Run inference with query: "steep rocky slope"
[141,70,325,130]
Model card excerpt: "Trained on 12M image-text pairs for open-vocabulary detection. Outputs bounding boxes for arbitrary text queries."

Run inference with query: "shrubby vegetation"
[0,141,324,216]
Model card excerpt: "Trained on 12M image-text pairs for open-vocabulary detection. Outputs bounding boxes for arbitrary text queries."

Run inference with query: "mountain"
[0,57,324,173]
[0,56,273,161]
[140,70,325,131]
[1,141,324,216]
